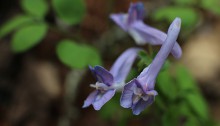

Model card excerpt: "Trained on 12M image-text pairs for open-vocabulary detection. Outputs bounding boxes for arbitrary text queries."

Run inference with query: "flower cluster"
[83,2,182,115]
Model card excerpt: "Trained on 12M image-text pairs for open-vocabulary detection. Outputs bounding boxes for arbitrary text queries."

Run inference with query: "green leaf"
[154,95,166,111]
[52,0,86,25]
[126,68,138,82]
[175,65,197,91]
[152,6,199,28]
[173,0,197,5]
[162,105,180,126]
[201,0,220,15]
[99,94,130,121]
[162,103,199,126]
[99,97,120,119]
[184,115,200,126]
[157,70,177,100]
[137,50,152,71]
[0,15,33,38]
[161,60,171,71]
[185,93,209,120]
[12,23,48,53]
[175,65,209,120]
[21,0,48,18]
[177,102,200,126]
[56,40,102,69]
[138,51,152,65]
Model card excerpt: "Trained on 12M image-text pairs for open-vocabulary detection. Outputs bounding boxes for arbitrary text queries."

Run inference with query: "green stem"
[148,45,153,57]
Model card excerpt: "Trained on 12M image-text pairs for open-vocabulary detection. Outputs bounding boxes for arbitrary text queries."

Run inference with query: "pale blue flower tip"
[174,17,181,28]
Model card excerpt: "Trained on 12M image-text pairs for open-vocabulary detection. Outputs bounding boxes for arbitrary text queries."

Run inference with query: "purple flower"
[120,17,181,115]
[83,48,141,110]
[110,2,182,59]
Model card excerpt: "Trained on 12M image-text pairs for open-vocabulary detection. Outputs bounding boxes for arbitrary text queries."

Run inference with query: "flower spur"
[120,17,181,115]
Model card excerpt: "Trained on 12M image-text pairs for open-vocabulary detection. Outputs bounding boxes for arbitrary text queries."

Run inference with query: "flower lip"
[89,66,114,86]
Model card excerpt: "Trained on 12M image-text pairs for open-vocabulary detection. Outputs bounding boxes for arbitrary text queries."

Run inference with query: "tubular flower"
[83,48,141,110]
[120,18,181,115]
[110,2,182,59]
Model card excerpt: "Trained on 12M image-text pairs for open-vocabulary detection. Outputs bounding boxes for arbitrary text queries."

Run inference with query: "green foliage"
[137,50,152,71]
[99,100,119,119]
[0,0,49,53]
[162,102,201,126]
[200,0,220,15]
[137,50,170,72]
[176,65,198,91]
[175,65,209,120]
[21,0,48,18]
[56,40,102,69]
[0,0,97,70]
[52,0,86,25]
[157,70,177,101]
[0,15,33,38]
[126,68,138,82]
[99,94,123,119]
[156,64,210,125]
[173,0,197,5]
[161,60,171,71]
[153,7,199,28]
[12,23,48,53]
[99,94,131,126]
[185,93,209,120]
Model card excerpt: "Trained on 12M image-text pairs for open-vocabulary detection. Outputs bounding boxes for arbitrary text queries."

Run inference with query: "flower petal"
[136,74,155,91]
[82,90,99,108]
[127,2,145,24]
[89,65,96,77]
[110,48,140,83]
[137,65,150,78]
[146,90,158,96]
[93,66,114,86]
[96,82,109,90]
[133,86,143,95]
[120,80,136,108]
[110,14,128,31]
[132,96,154,115]
[134,78,145,89]
[92,89,116,110]
[129,21,182,59]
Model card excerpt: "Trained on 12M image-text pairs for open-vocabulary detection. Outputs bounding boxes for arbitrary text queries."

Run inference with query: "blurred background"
[0,0,220,126]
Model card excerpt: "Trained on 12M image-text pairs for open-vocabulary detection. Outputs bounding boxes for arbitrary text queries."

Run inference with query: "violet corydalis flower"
[110,2,182,59]
[83,48,141,110]
[120,17,181,115]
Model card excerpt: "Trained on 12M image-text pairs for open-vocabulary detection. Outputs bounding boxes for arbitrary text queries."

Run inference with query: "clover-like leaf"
[52,0,86,25]
[201,0,220,15]
[152,7,199,28]
[12,23,48,53]
[56,40,102,69]
[21,0,48,18]
[0,15,33,38]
